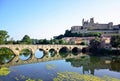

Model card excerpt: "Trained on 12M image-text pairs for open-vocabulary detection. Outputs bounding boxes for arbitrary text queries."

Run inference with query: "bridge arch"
[0,45,88,56]
[34,48,46,59]
[19,48,32,61]
[82,47,88,53]
[49,48,57,53]
[20,48,32,54]
[49,48,56,57]
[59,47,69,53]
[72,47,81,54]
[0,47,16,55]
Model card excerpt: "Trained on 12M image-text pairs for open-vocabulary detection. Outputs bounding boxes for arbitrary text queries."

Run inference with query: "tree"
[64,30,71,37]
[6,37,14,44]
[90,38,101,48]
[80,41,86,45]
[21,35,32,44]
[42,39,50,44]
[53,39,59,44]
[0,30,9,44]
[89,38,101,53]
[31,39,39,44]
[38,39,44,44]
[59,39,66,44]
[111,35,120,48]
[54,34,64,39]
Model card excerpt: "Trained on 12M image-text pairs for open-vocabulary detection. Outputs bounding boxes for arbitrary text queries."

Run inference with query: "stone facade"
[71,18,120,34]
[62,37,95,45]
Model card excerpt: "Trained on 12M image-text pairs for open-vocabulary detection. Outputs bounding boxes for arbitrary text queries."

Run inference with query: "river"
[0,50,120,81]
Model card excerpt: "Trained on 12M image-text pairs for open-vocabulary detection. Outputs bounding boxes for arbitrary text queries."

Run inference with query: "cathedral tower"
[90,18,94,24]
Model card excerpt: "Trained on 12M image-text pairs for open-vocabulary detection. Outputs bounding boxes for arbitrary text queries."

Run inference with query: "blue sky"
[0,0,120,40]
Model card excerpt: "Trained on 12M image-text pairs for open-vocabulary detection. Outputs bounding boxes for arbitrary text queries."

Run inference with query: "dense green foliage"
[6,38,14,44]
[0,48,15,64]
[31,39,67,45]
[89,38,101,53]
[21,35,32,44]
[111,35,120,48]
[0,30,9,44]
[0,48,14,55]
[90,38,101,48]
[55,30,102,39]
[80,41,86,45]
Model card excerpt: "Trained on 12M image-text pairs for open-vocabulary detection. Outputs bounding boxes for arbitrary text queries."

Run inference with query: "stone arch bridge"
[0,45,87,55]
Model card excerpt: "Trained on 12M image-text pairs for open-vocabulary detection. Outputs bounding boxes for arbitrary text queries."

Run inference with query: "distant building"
[62,36,111,48]
[100,35,111,49]
[62,37,95,45]
[71,18,120,34]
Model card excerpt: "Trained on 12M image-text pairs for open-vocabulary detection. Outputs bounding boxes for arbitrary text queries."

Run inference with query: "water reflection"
[19,53,31,60]
[66,56,120,75]
[59,53,69,57]
[1,51,120,75]
[49,49,56,57]
[35,49,45,59]
[19,49,31,60]
[0,48,15,64]
[0,54,15,64]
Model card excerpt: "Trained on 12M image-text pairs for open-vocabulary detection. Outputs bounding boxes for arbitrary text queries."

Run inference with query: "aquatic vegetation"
[25,78,35,81]
[0,67,10,76]
[14,77,19,81]
[80,55,89,60]
[25,78,43,81]
[6,71,120,81]
[53,71,120,81]
[46,64,56,70]
[14,75,43,81]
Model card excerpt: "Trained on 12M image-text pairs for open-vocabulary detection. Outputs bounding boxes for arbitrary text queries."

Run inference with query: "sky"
[0,0,120,40]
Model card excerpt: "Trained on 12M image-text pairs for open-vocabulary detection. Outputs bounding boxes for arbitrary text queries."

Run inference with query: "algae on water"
[53,71,120,81]
[46,64,56,70]
[0,67,10,76]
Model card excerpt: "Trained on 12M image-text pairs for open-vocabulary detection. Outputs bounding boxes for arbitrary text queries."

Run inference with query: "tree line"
[0,30,67,45]
[0,30,120,48]
[54,30,102,39]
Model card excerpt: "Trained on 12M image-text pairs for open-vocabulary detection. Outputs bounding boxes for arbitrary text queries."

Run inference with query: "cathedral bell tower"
[82,18,84,26]
[90,18,94,24]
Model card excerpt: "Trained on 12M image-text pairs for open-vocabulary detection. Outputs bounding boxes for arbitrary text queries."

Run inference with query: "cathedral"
[71,18,120,34]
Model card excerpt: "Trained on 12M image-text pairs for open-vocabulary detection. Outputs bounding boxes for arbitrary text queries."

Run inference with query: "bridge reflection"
[1,53,88,67]
[1,53,120,75]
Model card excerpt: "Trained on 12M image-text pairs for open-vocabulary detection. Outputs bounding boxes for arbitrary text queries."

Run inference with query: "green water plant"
[53,71,120,81]
[0,67,10,76]
[46,64,56,70]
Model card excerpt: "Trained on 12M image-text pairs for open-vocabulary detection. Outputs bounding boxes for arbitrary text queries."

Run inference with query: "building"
[62,36,111,48]
[100,35,111,49]
[71,18,120,34]
[62,37,95,45]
